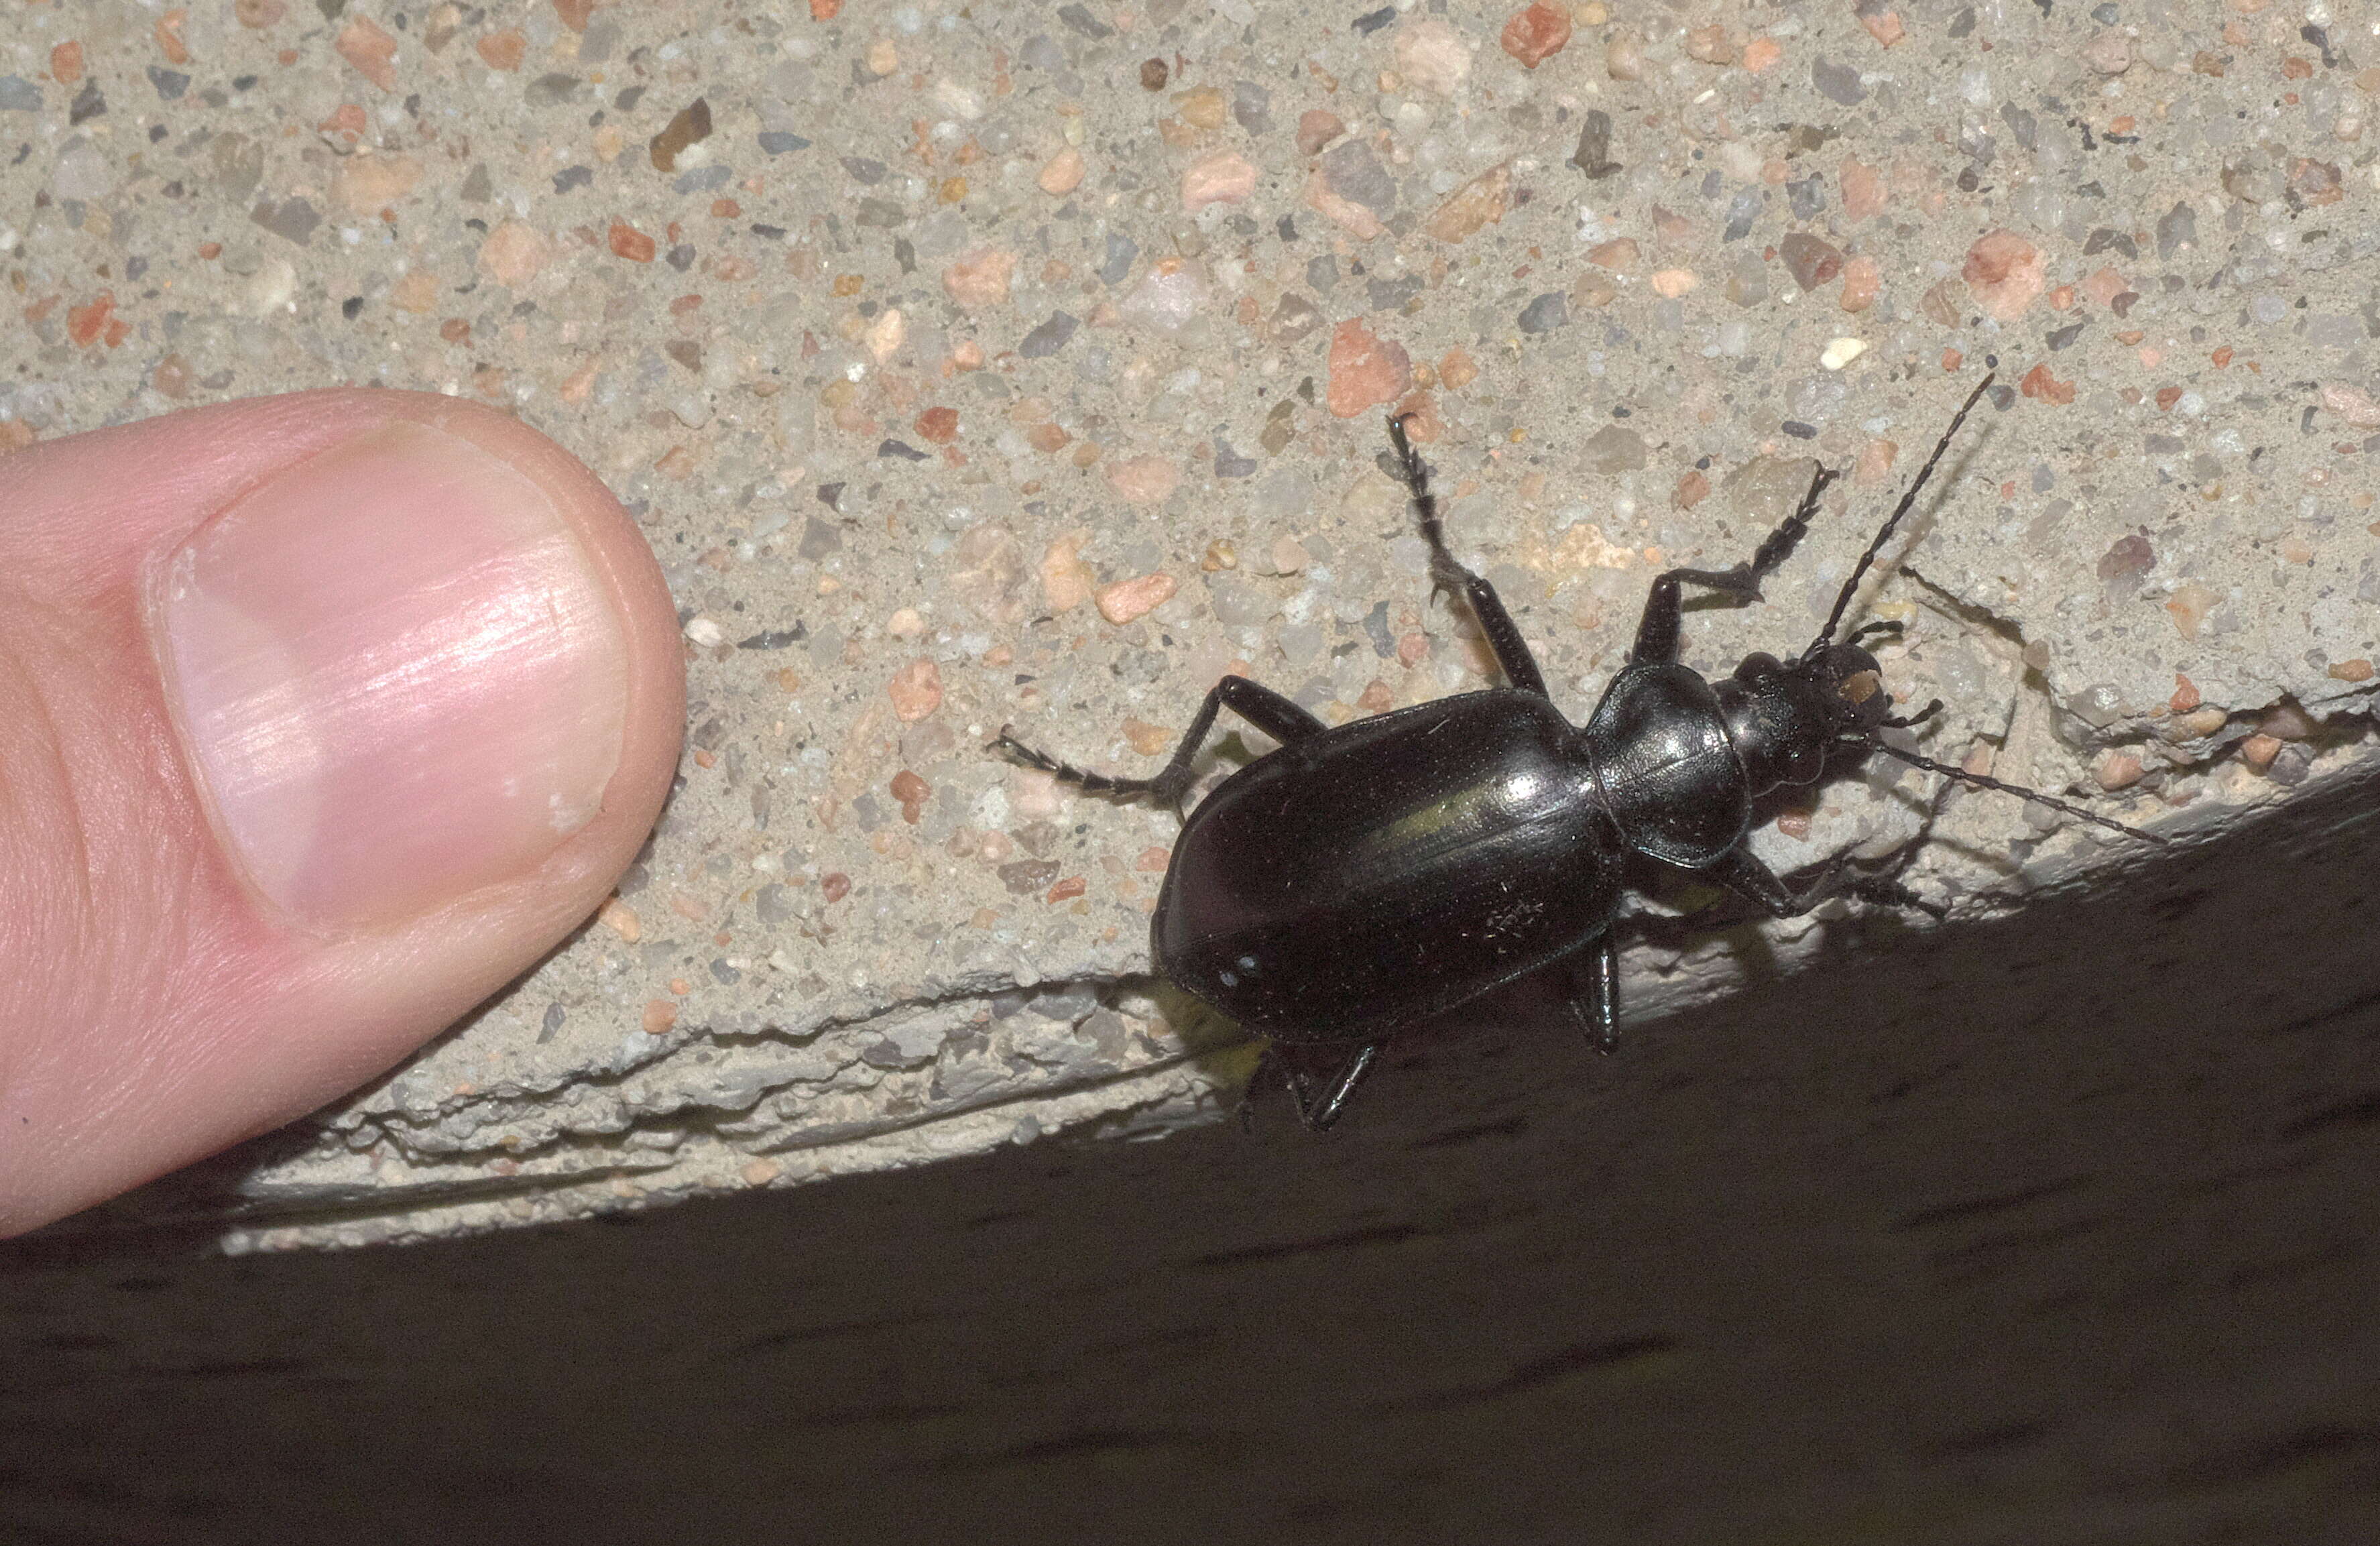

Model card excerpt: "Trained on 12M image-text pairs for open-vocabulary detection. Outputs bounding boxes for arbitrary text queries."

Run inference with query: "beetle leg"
[1702,843,1943,921]
[1386,415,1551,699]
[1843,874,1949,920]
[1880,698,1945,730]
[992,675,1324,809]
[1283,1042,1384,1132]
[1705,843,1841,916]
[1630,462,1839,665]
[1236,1048,1282,1132]
[1563,937,1621,1055]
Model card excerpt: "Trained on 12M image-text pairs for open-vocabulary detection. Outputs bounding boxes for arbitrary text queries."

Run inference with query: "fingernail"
[154,420,631,927]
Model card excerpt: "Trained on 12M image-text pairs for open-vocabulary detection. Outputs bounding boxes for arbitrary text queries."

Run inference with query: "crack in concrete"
[337,974,1221,1161]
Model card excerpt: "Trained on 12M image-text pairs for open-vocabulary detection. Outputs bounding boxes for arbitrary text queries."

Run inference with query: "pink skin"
[0,392,685,1236]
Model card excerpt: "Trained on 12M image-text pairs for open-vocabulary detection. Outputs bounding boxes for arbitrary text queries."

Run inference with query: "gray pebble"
[1320,139,1396,218]
[1812,56,1866,107]
[1232,80,1272,135]
[799,516,843,562]
[1019,311,1079,357]
[1585,425,1646,473]
[1517,293,1568,334]
[1208,575,1278,627]
[1099,232,1138,287]
[253,197,320,247]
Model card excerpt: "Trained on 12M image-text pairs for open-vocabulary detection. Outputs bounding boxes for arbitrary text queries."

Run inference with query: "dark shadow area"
[6,765,2380,1545]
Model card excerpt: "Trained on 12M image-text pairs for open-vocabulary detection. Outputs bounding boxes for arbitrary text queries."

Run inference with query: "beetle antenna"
[1866,740,2169,845]
[1805,373,1996,660]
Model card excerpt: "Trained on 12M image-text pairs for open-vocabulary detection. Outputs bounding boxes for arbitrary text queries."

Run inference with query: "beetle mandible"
[994,375,2166,1130]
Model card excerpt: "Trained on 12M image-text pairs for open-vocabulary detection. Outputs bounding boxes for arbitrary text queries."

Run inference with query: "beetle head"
[1811,640,1895,733]
[1718,642,1887,792]
[1719,372,2168,849]
[1732,374,1997,793]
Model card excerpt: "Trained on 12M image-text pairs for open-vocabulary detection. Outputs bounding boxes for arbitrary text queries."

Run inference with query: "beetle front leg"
[992,674,1325,809]
[1703,843,1944,921]
[1386,415,1551,699]
[1630,462,1839,665]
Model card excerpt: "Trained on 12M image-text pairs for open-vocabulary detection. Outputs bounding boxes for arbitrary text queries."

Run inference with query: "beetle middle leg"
[1238,1041,1384,1131]
[1630,461,1840,666]
[992,674,1324,809]
[1386,414,1551,699]
[1563,937,1621,1056]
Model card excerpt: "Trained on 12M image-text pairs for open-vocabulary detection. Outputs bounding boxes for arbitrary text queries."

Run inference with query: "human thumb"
[0,392,684,1235]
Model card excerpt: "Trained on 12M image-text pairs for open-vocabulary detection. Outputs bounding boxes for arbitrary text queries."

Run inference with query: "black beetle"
[994,375,2165,1128]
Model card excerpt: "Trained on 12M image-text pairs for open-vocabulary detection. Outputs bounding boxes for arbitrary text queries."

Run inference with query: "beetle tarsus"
[990,676,1327,811]
[1844,873,1950,921]
[1241,1042,1379,1132]
[1386,412,1553,698]
[989,729,1165,799]
[1705,837,1953,925]
[1631,461,1838,666]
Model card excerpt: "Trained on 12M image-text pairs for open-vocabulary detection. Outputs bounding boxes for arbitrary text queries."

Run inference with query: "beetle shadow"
[1617,851,1938,996]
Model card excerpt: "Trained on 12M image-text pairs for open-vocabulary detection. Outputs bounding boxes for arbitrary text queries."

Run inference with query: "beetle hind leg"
[989,731,1163,798]
[1286,1043,1384,1132]
[1242,1041,1384,1132]
[992,674,1325,809]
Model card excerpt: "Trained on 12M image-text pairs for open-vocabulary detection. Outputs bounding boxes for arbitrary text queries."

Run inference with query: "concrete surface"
[2,0,2375,1244]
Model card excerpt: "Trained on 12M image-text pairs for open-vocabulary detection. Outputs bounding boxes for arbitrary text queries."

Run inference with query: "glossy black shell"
[1152,692,1626,1045]
[1577,660,1750,870]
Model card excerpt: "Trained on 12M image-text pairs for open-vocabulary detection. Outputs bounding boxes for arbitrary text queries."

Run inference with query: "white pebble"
[1820,337,1869,371]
